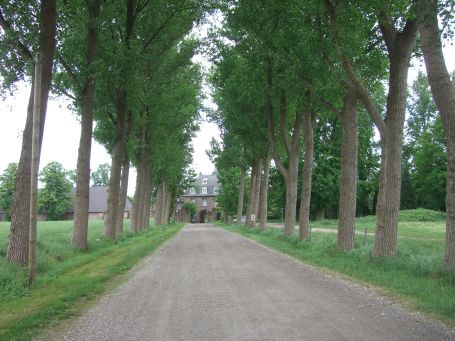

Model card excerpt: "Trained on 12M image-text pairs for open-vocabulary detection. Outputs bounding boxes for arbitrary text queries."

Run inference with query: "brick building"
[176,173,220,223]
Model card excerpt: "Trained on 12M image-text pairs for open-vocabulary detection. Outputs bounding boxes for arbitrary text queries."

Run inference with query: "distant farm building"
[0,186,132,222]
[62,186,132,220]
[176,173,220,223]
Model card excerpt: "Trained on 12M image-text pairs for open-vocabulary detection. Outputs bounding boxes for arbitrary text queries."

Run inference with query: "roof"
[182,173,220,197]
[66,186,133,213]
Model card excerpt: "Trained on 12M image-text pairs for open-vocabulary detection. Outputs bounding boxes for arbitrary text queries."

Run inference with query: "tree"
[91,163,110,186]
[2,0,56,266]
[54,0,102,250]
[0,163,18,221]
[403,71,444,211]
[325,0,418,257]
[413,119,446,211]
[38,162,73,221]
[412,0,455,267]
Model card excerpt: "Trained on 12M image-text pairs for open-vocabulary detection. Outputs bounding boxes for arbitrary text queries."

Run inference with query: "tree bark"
[116,157,130,234]
[141,171,151,229]
[131,158,145,232]
[236,167,246,223]
[72,0,101,249]
[161,182,169,225]
[131,124,149,232]
[253,160,262,218]
[337,89,358,251]
[245,159,260,227]
[164,188,172,225]
[29,54,42,285]
[299,111,314,241]
[104,91,128,239]
[6,0,56,265]
[418,0,455,269]
[155,180,164,226]
[6,79,34,265]
[259,154,271,231]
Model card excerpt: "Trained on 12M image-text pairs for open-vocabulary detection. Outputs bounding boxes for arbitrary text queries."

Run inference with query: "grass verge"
[0,220,182,340]
[220,223,455,327]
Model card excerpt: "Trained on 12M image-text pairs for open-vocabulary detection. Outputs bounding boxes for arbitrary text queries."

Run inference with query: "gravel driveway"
[57,223,454,341]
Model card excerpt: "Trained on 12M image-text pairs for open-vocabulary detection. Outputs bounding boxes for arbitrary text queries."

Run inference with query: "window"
[190,188,196,194]
[213,187,219,194]
[202,178,208,184]
[191,199,196,204]
[202,187,207,194]
[202,198,208,207]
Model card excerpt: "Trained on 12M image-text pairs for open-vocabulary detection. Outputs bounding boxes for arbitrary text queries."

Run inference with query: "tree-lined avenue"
[57,224,453,341]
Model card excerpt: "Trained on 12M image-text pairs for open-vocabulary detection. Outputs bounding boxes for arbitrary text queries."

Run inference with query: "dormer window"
[190,188,196,194]
[202,187,207,194]
[202,178,208,184]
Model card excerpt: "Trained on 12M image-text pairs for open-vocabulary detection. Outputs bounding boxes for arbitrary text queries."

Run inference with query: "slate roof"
[66,186,133,213]
[182,173,220,197]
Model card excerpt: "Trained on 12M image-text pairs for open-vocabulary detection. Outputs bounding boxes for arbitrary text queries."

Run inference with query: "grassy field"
[269,209,447,240]
[0,219,182,340]
[223,209,454,327]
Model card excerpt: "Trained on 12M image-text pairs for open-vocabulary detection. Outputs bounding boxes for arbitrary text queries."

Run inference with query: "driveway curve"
[58,223,453,341]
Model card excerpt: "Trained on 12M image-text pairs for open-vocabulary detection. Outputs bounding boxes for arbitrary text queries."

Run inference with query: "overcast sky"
[0,33,453,196]
[0,84,219,195]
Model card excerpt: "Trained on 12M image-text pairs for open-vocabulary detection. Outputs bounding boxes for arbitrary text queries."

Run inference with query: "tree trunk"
[131,124,149,232]
[116,157,129,234]
[72,0,101,249]
[315,209,325,220]
[164,188,172,225]
[246,159,260,227]
[6,78,34,265]
[337,89,358,251]
[373,36,416,256]
[104,91,128,239]
[29,54,43,285]
[299,111,314,241]
[131,157,145,232]
[141,170,151,230]
[6,0,56,265]
[253,160,262,218]
[267,94,303,237]
[131,162,143,233]
[155,180,164,226]
[28,0,57,283]
[161,182,168,225]
[259,154,270,231]
[236,167,246,223]
[418,0,455,269]
[284,156,299,237]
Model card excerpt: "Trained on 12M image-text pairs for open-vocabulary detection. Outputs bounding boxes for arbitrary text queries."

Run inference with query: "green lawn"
[0,219,182,340]
[222,210,454,327]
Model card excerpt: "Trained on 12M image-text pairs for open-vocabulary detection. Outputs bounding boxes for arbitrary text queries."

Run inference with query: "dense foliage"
[0,163,18,220]
[38,162,73,221]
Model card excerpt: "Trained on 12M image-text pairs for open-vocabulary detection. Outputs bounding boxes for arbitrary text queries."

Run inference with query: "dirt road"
[58,224,453,340]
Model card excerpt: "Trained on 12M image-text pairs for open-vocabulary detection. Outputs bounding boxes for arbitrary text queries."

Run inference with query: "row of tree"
[213,71,445,222]
[1,0,212,282]
[207,0,455,269]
